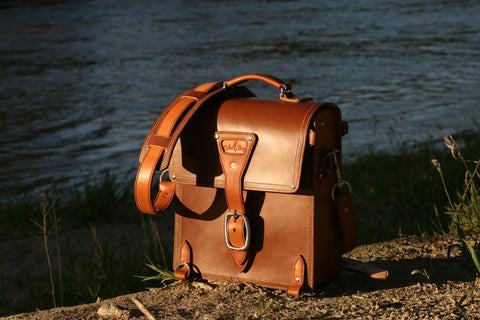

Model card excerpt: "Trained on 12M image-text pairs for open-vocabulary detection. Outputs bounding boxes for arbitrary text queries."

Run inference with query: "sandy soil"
[2,233,480,320]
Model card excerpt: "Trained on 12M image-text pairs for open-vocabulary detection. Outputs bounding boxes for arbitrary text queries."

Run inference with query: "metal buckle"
[331,180,352,200]
[279,86,291,100]
[285,289,304,300]
[174,262,191,279]
[223,212,251,251]
[158,169,171,191]
[328,148,352,199]
[159,168,170,182]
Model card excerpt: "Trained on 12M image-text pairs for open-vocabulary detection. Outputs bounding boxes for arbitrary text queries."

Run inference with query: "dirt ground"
[2,231,480,320]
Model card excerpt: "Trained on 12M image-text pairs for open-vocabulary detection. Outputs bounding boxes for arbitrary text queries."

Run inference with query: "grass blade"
[462,239,480,274]
[457,286,477,306]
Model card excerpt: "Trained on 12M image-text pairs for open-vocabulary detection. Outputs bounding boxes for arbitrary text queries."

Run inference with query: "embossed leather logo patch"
[221,139,247,155]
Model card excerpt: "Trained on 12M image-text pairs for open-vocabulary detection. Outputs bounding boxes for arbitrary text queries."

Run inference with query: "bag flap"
[169,97,325,193]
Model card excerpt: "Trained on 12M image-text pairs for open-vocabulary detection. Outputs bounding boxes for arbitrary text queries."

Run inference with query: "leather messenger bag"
[134,74,357,298]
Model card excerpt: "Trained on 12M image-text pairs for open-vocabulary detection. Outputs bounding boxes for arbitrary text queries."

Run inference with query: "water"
[1,0,479,199]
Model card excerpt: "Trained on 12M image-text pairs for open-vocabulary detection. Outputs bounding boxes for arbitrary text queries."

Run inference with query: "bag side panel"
[312,106,343,285]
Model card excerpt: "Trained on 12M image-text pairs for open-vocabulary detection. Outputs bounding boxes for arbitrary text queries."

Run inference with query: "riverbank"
[3,234,480,319]
[1,132,479,316]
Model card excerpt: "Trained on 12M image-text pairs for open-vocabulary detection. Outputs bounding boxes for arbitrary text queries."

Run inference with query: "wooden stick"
[341,257,389,280]
[132,297,157,320]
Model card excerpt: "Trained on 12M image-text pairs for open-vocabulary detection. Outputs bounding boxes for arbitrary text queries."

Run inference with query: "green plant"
[0,171,178,316]
[60,225,151,304]
[431,134,480,233]
[0,276,10,315]
[1,171,137,231]
[65,171,135,224]
[462,239,480,274]
[28,191,61,308]
[411,268,430,281]
[343,140,450,242]
[0,193,38,231]
[457,239,480,306]
[136,218,178,289]
[432,134,480,306]
[241,300,283,320]
[136,256,178,288]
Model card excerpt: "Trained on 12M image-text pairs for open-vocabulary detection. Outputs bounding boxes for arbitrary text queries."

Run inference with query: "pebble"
[97,303,129,318]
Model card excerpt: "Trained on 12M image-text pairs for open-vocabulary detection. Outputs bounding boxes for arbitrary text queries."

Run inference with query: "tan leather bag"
[134,74,357,297]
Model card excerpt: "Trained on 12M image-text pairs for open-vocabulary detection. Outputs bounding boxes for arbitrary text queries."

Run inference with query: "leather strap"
[215,131,257,271]
[336,192,357,254]
[134,82,223,215]
[329,149,357,254]
[341,257,389,280]
[174,240,192,280]
[287,255,306,298]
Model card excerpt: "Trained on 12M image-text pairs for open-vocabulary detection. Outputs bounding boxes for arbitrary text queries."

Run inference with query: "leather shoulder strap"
[134,82,223,215]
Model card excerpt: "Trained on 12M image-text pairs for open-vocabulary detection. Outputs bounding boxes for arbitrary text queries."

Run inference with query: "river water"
[1,0,479,199]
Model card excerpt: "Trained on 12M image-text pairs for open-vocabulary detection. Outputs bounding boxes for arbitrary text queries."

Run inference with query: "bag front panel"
[173,183,315,290]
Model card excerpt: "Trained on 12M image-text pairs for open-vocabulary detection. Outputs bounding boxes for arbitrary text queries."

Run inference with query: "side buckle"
[223,212,251,251]
[329,148,352,199]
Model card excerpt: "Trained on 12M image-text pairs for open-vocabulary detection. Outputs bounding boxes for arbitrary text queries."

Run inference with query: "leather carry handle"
[224,73,309,103]
[223,73,292,91]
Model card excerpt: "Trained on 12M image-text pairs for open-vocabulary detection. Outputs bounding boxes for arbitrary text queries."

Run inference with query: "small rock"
[192,281,214,291]
[97,303,129,318]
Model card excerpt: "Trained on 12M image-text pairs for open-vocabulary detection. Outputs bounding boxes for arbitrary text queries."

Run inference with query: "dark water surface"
[1,0,479,199]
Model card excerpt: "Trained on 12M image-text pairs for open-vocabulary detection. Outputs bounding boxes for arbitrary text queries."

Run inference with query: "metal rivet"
[231,162,237,169]
[295,277,301,282]
[215,134,219,139]
[291,184,296,189]
[248,137,253,142]
[321,122,325,127]
[171,174,176,180]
